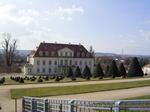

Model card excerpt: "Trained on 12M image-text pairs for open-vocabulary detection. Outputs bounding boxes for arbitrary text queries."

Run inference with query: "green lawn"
[11,79,150,99]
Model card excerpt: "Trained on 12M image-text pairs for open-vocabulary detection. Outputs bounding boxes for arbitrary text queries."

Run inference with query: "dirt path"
[49,86,150,100]
[0,77,150,112]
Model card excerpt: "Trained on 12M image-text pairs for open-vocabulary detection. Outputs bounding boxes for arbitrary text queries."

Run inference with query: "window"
[89,61,91,65]
[49,68,51,73]
[65,60,68,65]
[46,51,49,56]
[77,52,80,57]
[65,52,68,56]
[37,60,40,65]
[60,60,63,65]
[43,60,45,65]
[69,60,72,65]
[54,60,57,65]
[51,51,55,56]
[86,53,89,57]
[70,52,72,57]
[43,52,45,56]
[37,68,40,73]
[60,52,63,56]
[49,60,51,65]
[54,68,57,73]
[80,61,82,65]
[39,51,43,56]
[75,61,78,65]
[28,68,31,73]
[43,68,45,73]
[82,52,85,57]
[85,61,87,65]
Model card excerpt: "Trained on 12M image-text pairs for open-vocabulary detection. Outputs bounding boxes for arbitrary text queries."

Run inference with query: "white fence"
[22,97,150,112]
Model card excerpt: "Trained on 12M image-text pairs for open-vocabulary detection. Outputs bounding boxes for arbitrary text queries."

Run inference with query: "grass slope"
[11,80,150,99]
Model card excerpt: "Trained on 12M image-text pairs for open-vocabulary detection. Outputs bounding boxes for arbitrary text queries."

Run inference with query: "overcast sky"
[0,0,150,55]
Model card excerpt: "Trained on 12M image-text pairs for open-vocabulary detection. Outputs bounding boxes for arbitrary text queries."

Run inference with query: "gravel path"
[49,86,150,100]
[0,77,150,112]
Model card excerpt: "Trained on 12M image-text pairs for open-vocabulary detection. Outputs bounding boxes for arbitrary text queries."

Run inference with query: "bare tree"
[1,33,17,72]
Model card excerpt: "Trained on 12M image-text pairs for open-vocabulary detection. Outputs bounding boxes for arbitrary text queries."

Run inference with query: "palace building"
[24,42,94,75]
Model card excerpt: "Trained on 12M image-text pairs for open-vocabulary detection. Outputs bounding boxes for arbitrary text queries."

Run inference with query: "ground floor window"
[37,68,40,73]
[43,68,45,73]
[49,68,51,73]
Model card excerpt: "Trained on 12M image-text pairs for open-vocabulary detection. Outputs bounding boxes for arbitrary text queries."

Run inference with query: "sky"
[0,0,150,55]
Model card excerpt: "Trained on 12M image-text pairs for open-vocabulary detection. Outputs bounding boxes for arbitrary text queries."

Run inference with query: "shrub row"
[0,77,5,84]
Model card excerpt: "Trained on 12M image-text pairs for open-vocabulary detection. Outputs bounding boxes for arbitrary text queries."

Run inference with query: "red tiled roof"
[144,64,150,68]
[33,42,94,58]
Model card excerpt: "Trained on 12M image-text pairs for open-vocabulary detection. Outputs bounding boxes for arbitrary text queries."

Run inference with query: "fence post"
[45,99,49,112]
[22,97,25,112]
[114,101,121,112]
[32,98,37,112]
[69,100,74,112]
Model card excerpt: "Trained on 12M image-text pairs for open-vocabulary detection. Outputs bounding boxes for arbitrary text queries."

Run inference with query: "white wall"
[25,57,94,75]
[143,67,150,76]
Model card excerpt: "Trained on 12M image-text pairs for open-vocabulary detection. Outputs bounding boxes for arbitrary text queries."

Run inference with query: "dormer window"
[70,52,72,57]
[82,52,85,57]
[86,53,89,57]
[60,52,63,56]
[77,52,80,57]
[65,52,68,56]
[43,51,45,56]
[39,51,43,56]
[45,51,49,56]
[51,51,55,56]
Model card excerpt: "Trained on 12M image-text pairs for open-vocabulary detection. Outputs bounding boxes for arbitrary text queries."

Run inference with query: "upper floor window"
[80,61,82,65]
[54,60,57,65]
[49,60,51,65]
[43,60,45,65]
[39,51,43,56]
[85,61,87,65]
[65,60,68,66]
[89,61,91,65]
[54,68,57,73]
[37,60,40,65]
[60,60,63,65]
[75,61,78,65]
[69,60,72,65]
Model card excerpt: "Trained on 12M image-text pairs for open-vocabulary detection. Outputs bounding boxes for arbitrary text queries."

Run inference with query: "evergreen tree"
[83,65,92,80]
[128,57,144,77]
[94,63,104,79]
[119,63,127,78]
[105,65,110,77]
[108,60,120,78]
[67,67,73,78]
[75,66,82,77]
